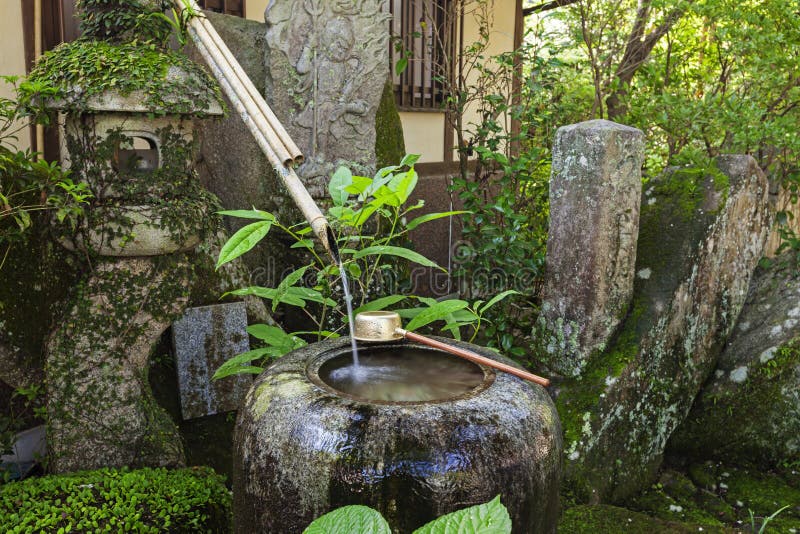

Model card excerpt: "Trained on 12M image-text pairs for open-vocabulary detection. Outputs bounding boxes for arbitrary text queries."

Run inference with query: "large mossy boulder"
[556,155,771,502]
[669,253,800,466]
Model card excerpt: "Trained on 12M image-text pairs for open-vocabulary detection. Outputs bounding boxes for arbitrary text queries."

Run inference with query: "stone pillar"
[264,0,391,198]
[537,119,645,377]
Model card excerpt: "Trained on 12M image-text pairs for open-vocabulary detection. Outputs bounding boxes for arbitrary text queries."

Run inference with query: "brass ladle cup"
[352,311,550,387]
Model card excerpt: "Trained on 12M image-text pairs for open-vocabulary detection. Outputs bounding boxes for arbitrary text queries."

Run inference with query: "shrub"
[0,466,231,533]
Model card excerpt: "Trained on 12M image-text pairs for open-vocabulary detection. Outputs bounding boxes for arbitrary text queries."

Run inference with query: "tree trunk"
[606,2,689,119]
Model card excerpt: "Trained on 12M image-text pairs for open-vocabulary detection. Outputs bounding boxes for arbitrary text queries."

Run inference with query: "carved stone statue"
[265,0,391,197]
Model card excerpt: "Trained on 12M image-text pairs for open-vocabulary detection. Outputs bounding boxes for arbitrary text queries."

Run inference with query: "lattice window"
[196,0,245,17]
[390,0,457,111]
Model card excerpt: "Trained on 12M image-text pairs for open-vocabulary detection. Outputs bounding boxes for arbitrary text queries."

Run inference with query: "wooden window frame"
[195,0,245,18]
[390,0,458,113]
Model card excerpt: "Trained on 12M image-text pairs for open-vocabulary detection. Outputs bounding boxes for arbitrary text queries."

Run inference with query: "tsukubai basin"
[233,337,562,533]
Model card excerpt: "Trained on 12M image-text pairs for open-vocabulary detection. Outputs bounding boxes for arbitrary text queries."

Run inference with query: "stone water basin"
[233,337,562,533]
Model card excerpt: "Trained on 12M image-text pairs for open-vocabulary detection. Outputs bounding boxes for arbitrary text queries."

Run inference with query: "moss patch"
[24,40,221,115]
[558,504,726,533]
[374,79,406,169]
[670,338,800,467]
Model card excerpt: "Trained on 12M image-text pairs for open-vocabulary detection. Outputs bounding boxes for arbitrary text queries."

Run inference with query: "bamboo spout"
[176,0,338,261]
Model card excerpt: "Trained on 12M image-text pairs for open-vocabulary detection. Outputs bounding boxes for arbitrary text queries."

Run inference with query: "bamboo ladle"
[352,311,550,387]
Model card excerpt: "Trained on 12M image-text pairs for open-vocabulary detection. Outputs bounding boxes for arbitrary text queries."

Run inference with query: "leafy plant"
[302,496,511,534]
[0,466,230,533]
[213,156,517,380]
[748,504,790,534]
[149,0,200,47]
[0,76,91,271]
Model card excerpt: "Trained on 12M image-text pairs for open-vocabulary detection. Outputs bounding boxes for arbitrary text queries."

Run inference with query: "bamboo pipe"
[179,2,337,259]
[195,14,303,165]
[186,23,293,166]
[176,0,302,166]
[189,33,337,257]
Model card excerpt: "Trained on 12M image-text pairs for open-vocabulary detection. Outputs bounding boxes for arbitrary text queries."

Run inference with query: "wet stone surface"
[234,337,562,534]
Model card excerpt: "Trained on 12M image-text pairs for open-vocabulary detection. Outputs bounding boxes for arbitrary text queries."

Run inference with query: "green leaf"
[352,295,408,316]
[480,290,521,315]
[406,299,470,331]
[216,220,273,269]
[329,166,353,206]
[352,245,441,269]
[352,204,379,226]
[406,210,470,231]
[303,505,391,534]
[217,209,276,221]
[397,169,419,204]
[212,348,274,380]
[344,175,373,195]
[247,324,291,344]
[395,57,409,76]
[412,496,511,534]
[400,154,421,167]
[290,238,315,250]
[272,266,310,312]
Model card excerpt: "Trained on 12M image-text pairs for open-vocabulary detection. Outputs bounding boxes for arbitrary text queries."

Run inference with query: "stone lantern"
[51,60,224,257]
[33,36,246,472]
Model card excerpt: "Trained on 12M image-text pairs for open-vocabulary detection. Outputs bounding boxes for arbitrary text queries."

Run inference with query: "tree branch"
[522,0,580,17]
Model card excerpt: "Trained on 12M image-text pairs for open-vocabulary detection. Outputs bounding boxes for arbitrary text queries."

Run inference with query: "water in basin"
[319,347,487,402]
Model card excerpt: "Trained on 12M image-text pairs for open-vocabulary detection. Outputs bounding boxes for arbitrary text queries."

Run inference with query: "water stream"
[339,259,360,369]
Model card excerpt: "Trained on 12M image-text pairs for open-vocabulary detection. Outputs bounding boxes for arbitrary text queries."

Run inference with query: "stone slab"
[172,302,252,420]
[539,119,645,377]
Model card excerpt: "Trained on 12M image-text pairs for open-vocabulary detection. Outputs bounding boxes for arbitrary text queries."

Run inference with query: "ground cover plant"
[0,466,231,533]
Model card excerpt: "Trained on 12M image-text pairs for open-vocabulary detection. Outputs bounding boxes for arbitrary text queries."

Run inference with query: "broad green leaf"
[216,220,273,268]
[329,166,353,206]
[400,154,421,167]
[212,348,274,380]
[352,295,408,316]
[406,210,470,231]
[372,187,402,208]
[395,57,409,76]
[247,324,292,344]
[303,505,391,534]
[365,172,396,200]
[412,495,511,534]
[352,246,441,269]
[375,165,400,178]
[396,307,425,319]
[480,290,521,315]
[344,175,373,195]
[272,265,310,311]
[353,204,379,226]
[217,209,276,221]
[227,286,299,306]
[289,286,337,307]
[443,312,462,340]
[347,262,363,278]
[406,299,470,331]
[395,168,419,204]
[290,238,315,250]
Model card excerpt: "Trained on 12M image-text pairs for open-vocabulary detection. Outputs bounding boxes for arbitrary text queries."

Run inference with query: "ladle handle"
[399,330,551,387]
